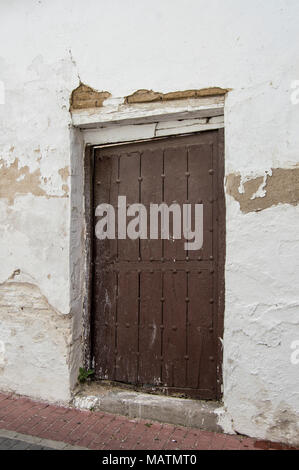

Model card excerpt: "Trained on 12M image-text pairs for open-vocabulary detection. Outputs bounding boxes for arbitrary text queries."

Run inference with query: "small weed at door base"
[78,367,94,384]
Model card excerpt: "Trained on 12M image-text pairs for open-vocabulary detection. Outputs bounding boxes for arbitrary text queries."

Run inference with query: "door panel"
[92,131,224,399]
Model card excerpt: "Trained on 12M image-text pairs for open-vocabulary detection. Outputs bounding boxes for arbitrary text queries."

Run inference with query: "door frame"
[78,105,225,399]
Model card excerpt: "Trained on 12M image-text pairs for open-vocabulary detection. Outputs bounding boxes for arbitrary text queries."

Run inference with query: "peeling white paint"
[73,395,100,410]
[0,341,6,369]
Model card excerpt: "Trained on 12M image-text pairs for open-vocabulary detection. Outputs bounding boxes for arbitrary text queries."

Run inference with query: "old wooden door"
[92,131,224,399]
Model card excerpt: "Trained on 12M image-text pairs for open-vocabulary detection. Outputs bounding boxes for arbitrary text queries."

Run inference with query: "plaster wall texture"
[0,0,298,444]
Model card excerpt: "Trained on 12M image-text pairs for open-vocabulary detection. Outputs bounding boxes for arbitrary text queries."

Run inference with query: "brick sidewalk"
[0,392,295,450]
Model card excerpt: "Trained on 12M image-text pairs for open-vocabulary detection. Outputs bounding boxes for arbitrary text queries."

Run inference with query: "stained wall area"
[0,0,298,444]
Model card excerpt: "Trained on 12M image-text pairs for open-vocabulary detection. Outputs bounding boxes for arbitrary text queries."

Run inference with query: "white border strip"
[72,95,224,129]
[83,117,224,146]
[74,96,224,146]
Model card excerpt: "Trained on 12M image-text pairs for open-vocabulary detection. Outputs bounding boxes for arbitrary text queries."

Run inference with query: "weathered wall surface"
[0,0,299,443]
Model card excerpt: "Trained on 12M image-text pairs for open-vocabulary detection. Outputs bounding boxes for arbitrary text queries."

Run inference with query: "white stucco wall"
[0,0,298,444]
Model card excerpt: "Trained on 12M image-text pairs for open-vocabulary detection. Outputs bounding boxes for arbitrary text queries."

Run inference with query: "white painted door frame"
[68,95,225,383]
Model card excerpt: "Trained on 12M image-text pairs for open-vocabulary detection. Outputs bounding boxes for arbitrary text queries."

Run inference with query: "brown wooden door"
[92,131,224,399]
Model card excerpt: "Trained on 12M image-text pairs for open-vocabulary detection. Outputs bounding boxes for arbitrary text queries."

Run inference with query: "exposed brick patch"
[125,87,228,104]
[70,83,111,110]
[70,84,228,110]
[0,393,296,450]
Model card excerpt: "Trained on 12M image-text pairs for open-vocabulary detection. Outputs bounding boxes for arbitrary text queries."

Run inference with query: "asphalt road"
[0,437,54,450]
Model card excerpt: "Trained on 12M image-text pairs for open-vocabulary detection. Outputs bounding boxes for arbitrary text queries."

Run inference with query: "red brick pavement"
[0,392,296,450]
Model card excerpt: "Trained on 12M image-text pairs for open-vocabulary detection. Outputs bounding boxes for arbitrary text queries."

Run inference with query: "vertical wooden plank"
[93,269,117,380]
[164,146,187,261]
[189,270,213,329]
[93,153,118,264]
[138,271,162,384]
[115,271,139,383]
[118,152,140,261]
[187,270,215,389]
[140,148,163,260]
[93,150,118,379]
[198,332,217,393]
[162,271,186,387]
[188,143,213,260]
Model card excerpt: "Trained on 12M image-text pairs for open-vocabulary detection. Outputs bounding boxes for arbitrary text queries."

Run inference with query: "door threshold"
[72,382,223,433]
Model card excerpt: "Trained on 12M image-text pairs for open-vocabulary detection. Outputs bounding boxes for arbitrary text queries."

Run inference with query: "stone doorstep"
[72,387,222,433]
